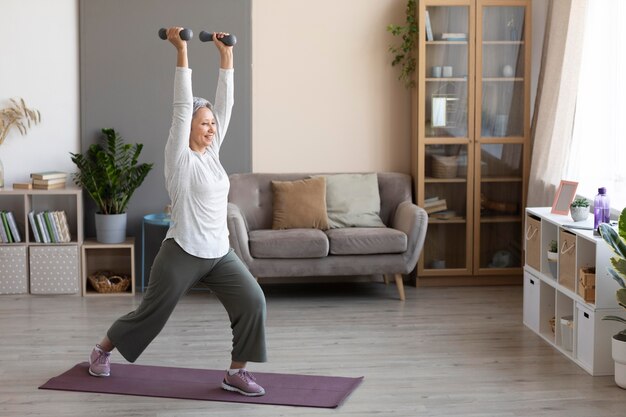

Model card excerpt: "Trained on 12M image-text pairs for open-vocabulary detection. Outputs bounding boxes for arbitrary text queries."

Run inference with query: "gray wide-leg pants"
[107,239,267,363]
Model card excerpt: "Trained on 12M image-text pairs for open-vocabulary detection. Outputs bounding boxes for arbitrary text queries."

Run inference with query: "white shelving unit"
[523,207,626,375]
[0,187,83,295]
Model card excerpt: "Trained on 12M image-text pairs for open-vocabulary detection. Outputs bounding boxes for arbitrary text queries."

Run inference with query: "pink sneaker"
[221,369,265,396]
[88,346,111,377]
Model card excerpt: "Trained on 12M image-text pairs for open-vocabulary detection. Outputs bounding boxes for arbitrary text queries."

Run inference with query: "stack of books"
[29,171,68,190]
[441,33,467,41]
[0,211,22,243]
[28,210,71,243]
[424,197,448,214]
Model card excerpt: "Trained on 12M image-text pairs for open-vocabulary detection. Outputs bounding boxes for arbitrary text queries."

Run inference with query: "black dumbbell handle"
[158,28,193,41]
[199,31,237,46]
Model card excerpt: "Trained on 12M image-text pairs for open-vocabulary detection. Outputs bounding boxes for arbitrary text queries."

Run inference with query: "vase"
[95,213,127,243]
[570,206,589,222]
[613,333,626,389]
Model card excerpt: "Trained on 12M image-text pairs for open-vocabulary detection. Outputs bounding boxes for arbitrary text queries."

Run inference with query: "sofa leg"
[383,274,389,285]
[394,273,405,301]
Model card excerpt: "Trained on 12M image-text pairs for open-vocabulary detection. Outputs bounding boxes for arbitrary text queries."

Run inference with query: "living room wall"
[0,0,80,186]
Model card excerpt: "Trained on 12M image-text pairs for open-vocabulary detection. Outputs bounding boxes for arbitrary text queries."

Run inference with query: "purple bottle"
[593,187,610,229]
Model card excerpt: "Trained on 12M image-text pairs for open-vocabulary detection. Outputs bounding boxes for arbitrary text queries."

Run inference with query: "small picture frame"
[551,180,578,215]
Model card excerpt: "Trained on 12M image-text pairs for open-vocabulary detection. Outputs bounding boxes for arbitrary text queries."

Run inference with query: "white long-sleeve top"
[164,67,234,258]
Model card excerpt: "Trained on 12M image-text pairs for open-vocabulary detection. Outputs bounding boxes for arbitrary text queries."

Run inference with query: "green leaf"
[602,315,626,324]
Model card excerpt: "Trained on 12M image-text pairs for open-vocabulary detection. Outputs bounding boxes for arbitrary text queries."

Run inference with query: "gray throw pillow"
[323,173,385,228]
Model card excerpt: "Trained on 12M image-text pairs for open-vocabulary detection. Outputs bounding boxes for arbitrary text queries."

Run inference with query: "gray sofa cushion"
[326,227,407,255]
[249,229,329,259]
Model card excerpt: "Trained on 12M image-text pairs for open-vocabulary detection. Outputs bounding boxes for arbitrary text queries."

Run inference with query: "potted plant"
[547,239,558,277]
[70,128,153,243]
[570,197,590,222]
[598,208,626,389]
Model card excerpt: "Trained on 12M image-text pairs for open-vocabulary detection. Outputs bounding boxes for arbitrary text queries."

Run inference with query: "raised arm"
[164,27,193,182]
[210,33,234,150]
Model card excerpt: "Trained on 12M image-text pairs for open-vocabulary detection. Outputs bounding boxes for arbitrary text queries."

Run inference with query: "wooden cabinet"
[523,207,626,375]
[0,187,83,294]
[413,0,531,284]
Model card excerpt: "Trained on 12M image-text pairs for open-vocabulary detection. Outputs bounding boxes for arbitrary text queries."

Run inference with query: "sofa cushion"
[271,177,329,230]
[326,227,407,255]
[322,173,385,228]
[249,229,329,258]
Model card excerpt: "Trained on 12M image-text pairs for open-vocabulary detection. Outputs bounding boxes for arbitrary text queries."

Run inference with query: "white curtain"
[527,0,588,207]
[565,0,626,211]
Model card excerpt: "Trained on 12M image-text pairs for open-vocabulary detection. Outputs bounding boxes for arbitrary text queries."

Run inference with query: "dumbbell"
[199,31,237,46]
[158,28,193,41]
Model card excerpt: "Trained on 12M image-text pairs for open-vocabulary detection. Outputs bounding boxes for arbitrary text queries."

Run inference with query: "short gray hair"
[192,97,213,116]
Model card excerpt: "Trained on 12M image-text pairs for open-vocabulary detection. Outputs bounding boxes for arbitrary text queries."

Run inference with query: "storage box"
[29,245,79,294]
[560,315,574,351]
[525,214,541,271]
[558,229,576,291]
[578,267,596,303]
[0,245,28,294]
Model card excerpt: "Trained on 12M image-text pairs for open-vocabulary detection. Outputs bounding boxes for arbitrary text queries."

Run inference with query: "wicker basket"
[578,267,596,303]
[549,316,556,334]
[88,271,131,293]
[431,155,458,179]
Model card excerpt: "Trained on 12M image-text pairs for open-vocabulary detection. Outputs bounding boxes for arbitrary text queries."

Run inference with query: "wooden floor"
[1,281,625,417]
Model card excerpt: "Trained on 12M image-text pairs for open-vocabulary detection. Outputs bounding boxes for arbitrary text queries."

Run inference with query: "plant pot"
[613,333,626,389]
[547,251,558,262]
[95,213,127,244]
[570,206,590,222]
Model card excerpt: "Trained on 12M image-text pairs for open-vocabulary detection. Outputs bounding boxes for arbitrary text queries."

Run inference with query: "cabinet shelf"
[524,207,626,376]
[426,41,468,45]
[482,77,524,82]
[415,0,530,283]
[0,187,83,295]
[483,40,525,45]
[426,78,468,82]
[480,176,523,183]
[480,215,521,223]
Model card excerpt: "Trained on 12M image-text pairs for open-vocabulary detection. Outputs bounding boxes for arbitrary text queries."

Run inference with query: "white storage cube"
[29,245,79,294]
[0,245,28,294]
[523,271,540,333]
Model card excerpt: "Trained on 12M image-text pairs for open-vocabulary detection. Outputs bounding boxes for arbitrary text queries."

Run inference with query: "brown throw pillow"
[271,177,329,230]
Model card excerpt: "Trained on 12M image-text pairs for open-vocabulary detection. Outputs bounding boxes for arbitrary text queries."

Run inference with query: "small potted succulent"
[547,239,558,277]
[570,197,590,222]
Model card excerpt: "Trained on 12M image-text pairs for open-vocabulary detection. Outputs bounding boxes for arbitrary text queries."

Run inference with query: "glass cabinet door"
[418,2,473,276]
[475,3,528,274]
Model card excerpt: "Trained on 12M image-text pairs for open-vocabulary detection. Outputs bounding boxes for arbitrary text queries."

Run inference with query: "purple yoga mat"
[39,362,363,408]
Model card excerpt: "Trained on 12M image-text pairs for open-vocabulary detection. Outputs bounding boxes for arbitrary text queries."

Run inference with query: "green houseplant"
[598,208,626,388]
[570,197,590,222]
[70,128,153,243]
[387,0,417,88]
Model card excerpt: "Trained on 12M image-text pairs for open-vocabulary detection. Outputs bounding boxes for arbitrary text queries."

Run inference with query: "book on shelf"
[56,211,71,242]
[36,212,51,243]
[441,32,467,41]
[13,182,32,189]
[32,182,66,190]
[430,210,459,220]
[1,212,13,243]
[6,211,21,242]
[45,211,61,243]
[424,198,448,214]
[28,211,41,243]
[425,10,434,41]
[30,171,68,180]
[32,177,67,186]
[0,218,8,243]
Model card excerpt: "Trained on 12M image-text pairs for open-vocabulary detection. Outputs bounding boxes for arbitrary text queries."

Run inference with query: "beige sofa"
[226,172,428,300]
